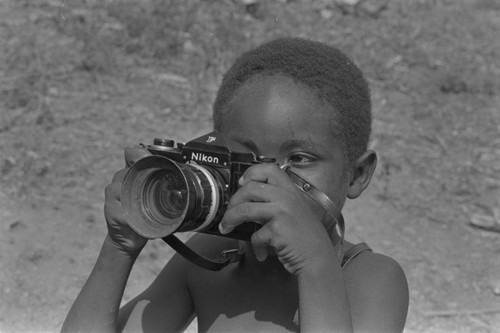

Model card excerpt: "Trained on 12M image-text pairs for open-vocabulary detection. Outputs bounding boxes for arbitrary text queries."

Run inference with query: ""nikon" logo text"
[191,152,219,164]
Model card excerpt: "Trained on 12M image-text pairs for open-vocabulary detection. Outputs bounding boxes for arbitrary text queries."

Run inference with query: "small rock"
[469,213,500,233]
[155,73,188,84]
[26,249,46,263]
[320,9,334,19]
[440,75,468,94]
[244,1,263,19]
[8,220,26,231]
[48,87,59,96]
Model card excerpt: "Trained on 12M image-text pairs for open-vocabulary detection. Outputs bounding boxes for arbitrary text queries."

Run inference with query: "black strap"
[341,242,372,268]
[283,167,345,258]
[162,234,243,271]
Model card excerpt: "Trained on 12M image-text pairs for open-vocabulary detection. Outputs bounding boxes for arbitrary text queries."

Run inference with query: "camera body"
[147,130,257,204]
[122,131,271,241]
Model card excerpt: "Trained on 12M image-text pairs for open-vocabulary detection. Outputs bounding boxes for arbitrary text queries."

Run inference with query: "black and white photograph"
[1,1,499,332]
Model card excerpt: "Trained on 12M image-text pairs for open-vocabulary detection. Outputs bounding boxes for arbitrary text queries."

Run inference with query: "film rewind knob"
[153,138,175,148]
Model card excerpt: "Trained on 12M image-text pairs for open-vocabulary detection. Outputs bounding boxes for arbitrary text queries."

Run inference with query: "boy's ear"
[347,150,377,199]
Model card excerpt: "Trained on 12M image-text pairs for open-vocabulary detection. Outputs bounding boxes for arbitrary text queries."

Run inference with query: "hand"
[219,164,337,275]
[104,145,152,257]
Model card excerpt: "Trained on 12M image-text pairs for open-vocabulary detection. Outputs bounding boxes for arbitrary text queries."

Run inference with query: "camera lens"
[144,169,188,221]
[122,155,225,238]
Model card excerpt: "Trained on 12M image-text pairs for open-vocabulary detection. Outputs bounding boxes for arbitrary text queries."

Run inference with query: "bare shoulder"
[342,249,409,332]
[343,249,406,281]
[117,234,237,332]
[342,250,408,300]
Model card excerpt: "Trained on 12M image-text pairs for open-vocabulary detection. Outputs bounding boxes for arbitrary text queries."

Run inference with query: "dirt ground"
[1,0,499,332]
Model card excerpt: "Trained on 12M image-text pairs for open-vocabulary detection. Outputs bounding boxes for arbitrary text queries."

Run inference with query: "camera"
[121,131,274,241]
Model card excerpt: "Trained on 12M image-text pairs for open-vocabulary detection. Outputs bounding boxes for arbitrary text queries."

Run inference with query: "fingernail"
[238,176,244,186]
[218,222,233,235]
[256,253,267,262]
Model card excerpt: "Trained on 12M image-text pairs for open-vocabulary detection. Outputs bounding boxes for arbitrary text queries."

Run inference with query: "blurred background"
[0,0,499,332]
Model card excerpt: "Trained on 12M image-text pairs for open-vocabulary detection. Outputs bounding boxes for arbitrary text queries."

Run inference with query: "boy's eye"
[285,153,316,166]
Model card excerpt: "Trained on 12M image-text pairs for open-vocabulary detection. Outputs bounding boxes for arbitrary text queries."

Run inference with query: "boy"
[62,37,409,332]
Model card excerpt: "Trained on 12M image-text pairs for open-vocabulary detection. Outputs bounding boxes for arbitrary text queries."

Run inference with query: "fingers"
[104,195,124,222]
[250,222,290,263]
[219,202,275,234]
[221,163,302,261]
[239,163,296,192]
[105,181,121,202]
[124,145,152,167]
[222,178,295,233]
[106,169,128,201]
[227,181,284,209]
[106,144,151,201]
[219,202,276,262]
[111,168,128,185]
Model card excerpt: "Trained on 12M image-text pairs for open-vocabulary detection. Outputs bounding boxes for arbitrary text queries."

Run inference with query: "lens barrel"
[122,156,223,238]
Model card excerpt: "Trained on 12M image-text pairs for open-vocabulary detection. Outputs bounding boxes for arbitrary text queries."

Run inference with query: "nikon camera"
[121,131,273,241]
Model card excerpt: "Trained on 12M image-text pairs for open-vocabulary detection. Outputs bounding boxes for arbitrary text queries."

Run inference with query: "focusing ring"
[173,164,218,233]
[184,163,221,232]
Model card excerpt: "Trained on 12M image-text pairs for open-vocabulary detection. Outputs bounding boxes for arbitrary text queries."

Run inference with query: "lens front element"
[145,169,188,221]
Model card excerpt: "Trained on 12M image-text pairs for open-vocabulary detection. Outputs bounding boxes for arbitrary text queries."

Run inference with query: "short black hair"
[213,37,371,164]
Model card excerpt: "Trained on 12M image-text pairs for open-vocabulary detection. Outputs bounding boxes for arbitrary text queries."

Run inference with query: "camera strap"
[162,234,244,271]
[282,166,345,258]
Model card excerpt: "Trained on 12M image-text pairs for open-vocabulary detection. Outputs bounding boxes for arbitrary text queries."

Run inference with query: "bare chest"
[189,267,299,332]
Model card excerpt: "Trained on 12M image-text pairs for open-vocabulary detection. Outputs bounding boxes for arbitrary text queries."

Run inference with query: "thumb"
[124,144,152,167]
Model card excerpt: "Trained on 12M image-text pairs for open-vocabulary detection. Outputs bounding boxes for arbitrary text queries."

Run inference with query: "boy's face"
[219,75,350,209]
